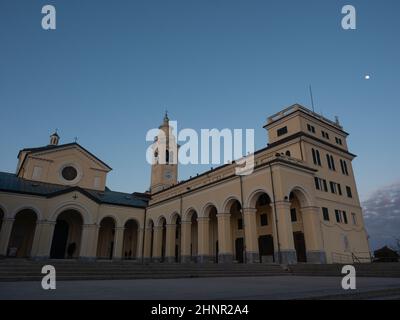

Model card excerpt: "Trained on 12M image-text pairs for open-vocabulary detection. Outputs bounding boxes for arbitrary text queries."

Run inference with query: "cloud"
[363,182,400,251]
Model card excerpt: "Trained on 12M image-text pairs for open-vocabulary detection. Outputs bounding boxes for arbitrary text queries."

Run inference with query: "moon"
[365,75,371,80]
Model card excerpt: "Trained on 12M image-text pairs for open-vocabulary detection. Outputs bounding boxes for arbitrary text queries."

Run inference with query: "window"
[62,166,78,181]
[94,177,100,188]
[260,214,268,226]
[322,207,330,221]
[277,126,288,137]
[312,148,322,166]
[338,183,342,196]
[315,177,328,192]
[322,131,330,140]
[238,218,243,230]
[343,211,348,224]
[326,154,336,171]
[351,213,357,225]
[335,137,343,145]
[335,210,343,223]
[290,208,297,222]
[307,124,316,133]
[330,181,337,194]
[32,166,42,179]
[340,159,349,175]
[335,210,348,224]
[346,186,353,198]
[285,150,291,157]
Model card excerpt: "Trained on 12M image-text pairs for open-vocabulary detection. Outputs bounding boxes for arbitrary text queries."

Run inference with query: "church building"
[0,104,371,264]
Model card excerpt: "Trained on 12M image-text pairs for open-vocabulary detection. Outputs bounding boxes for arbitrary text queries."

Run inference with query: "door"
[235,237,244,263]
[50,220,69,259]
[293,232,307,262]
[258,235,274,263]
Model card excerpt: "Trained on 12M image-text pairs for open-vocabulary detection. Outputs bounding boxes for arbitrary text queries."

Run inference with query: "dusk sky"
[0,0,399,200]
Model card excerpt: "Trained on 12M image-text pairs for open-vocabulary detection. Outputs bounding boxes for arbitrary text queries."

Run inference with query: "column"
[152,226,162,263]
[243,208,259,263]
[302,206,327,264]
[31,220,56,260]
[0,218,14,257]
[197,217,210,263]
[165,224,176,263]
[136,227,144,261]
[113,227,125,260]
[143,226,153,263]
[180,221,191,263]
[79,224,99,261]
[217,213,233,263]
[274,201,297,265]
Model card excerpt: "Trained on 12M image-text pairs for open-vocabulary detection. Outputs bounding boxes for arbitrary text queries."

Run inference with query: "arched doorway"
[148,220,154,260]
[50,210,83,259]
[290,192,307,263]
[255,193,275,263]
[8,209,37,258]
[96,217,116,260]
[122,219,139,260]
[206,205,218,263]
[227,200,244,263]
[189,210,198,262]
[171,214,181,263]
[160,217,166,262]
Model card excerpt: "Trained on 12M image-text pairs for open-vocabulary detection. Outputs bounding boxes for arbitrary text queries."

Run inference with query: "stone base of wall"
[306,251,327,264]
[275,250,297,265]
[246,251,260,263]
[218,253,233,264]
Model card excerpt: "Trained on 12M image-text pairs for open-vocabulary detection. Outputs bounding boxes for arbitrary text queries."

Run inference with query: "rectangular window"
[335,210,342,223]
[277,126,288,137]
[260,214,268,226]
[330,181,337,194]
[343,211,348,224]
[346,186,353,198]
[323,179,328,192]
[338,184,342,196]
[322,207,330,221]
[322,131,330,140]
[314,177,320,190]
[307,124,315,133]
[290,208,297,222]
[238,218,243,230]
[351,213,357,225]
[94,176,100,188]
[32,166,42,179]
[335,137,343,145]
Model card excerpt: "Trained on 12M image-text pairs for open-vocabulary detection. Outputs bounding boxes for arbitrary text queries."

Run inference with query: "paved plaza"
[1,276,400,300]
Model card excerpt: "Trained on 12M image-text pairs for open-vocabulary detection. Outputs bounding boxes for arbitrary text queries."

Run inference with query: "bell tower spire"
[49,130,59,146]
[150,112,178,193]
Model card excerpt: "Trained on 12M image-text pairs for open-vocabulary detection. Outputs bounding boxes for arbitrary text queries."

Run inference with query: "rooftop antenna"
[74,136,78,143]
[309,85,315,113]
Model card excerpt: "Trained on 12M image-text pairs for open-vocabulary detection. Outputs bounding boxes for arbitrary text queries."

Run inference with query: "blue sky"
[0,0,399,200]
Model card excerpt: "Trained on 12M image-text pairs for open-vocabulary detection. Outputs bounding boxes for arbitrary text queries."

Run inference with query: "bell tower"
[150,112,178,194]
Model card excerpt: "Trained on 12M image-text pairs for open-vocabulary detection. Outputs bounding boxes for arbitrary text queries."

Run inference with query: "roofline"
[0,185,147,209]
[17,142,112,176]
[263,104,350,136]
[151,131,355,196]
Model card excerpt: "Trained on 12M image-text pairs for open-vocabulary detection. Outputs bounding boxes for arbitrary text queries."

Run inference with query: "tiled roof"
[0,172,148,209]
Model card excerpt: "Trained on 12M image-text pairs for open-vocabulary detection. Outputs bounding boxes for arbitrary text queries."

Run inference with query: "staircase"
[288,263,400,278]
[0,259,287,282]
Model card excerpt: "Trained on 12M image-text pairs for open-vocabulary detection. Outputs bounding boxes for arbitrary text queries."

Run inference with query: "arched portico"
[50,209,83,259]
[96,217,116,260]
[7,209,37,258]
[181,209,198,263]
[122,219,139,260]
[228,200,244,263]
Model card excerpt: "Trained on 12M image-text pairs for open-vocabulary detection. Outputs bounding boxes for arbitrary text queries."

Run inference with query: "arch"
[7,209,37,258]
[183,207,198,222]
[222,197,241,213]
[122,219,139,260]
[146,218,154,228]
[50,209,83,259]
[11,205,41,221]
[122,217,141,230]
[96,216,116,260]
[0,205,5,234]
[201,202,219,218]
[98,214,121,229]
[50,202,92,225]
[0,204,8,219]
[289,190,307,263]
[155,215,167,227]
[169,212,181,225]
[246,189,272,208]
[287,185,314,208]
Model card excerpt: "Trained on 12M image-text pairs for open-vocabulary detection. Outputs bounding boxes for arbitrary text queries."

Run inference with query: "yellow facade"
[0,104,371,264]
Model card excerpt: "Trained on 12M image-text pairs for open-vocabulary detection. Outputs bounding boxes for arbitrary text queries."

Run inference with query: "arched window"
[165,150,169,163]
[285,150,291,157]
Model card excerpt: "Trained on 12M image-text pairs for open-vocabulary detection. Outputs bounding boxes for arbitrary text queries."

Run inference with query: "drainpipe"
[269,163,282,264]
[239,175,247,264]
